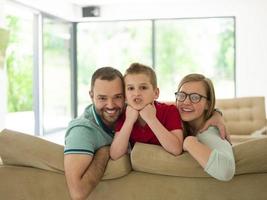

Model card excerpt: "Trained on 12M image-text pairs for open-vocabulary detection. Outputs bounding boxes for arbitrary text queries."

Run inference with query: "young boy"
[110,63,184,160]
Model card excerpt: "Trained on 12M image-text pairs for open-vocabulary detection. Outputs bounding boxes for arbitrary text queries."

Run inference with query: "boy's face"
[124,73,159,111]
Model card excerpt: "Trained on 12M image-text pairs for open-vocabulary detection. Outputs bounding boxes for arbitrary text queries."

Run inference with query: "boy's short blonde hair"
[124,63,157,89]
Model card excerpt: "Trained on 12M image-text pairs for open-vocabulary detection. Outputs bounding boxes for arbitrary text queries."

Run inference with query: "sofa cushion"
[131,142,208,177]
[0,129,131,179]
[102,154,132,180]
[131,138,267,177]
[234,137,267,175]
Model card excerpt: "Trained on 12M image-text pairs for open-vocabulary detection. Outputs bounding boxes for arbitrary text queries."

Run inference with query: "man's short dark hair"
[90,67,124,91]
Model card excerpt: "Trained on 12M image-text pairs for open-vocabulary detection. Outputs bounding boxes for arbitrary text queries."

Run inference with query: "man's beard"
[100,108,122,127]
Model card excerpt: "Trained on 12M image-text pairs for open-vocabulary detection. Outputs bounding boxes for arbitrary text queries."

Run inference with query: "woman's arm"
[183,136,211,168]
[183,126,235,181]
[199,110,231,143]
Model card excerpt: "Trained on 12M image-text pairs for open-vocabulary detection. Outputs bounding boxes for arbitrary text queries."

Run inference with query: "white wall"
[13,0,81,21]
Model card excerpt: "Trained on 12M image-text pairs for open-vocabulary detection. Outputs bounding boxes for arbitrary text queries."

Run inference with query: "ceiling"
[66,0,182,7]
[66,0,126,6]
[11,0,209,21]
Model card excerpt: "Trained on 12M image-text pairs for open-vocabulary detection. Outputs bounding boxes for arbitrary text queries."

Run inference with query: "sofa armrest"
[0,129,131,179]
[0,129,64,173]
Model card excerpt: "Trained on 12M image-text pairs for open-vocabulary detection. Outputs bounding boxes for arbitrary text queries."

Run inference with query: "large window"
[77,17,235,112]
[3,3,73,136]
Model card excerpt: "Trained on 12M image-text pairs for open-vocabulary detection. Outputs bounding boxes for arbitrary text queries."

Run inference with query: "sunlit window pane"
[155,18,235,101]
[43,17,72,134]
[4,5,34,134]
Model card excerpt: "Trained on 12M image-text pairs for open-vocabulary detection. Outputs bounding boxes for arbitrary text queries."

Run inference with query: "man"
[64,66,228,200]
[64,67,125,200]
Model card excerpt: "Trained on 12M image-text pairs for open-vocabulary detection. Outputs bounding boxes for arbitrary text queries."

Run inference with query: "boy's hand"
[125,105,139,124]
[139,103,156,122]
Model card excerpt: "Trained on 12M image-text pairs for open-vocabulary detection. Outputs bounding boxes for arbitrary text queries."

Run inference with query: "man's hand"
[199,111,231,144]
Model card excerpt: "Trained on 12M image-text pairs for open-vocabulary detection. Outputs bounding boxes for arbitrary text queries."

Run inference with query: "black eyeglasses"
[175,91,207,104]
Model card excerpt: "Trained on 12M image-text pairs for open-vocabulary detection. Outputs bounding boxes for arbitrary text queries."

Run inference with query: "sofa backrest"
[216,96,266,135]
[166,96,266,135]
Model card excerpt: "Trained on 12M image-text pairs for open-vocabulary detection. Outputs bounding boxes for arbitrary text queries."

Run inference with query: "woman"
[176,73,235,181]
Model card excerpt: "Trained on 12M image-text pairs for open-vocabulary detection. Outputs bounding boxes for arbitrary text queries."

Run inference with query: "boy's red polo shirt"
[115,101,182,147]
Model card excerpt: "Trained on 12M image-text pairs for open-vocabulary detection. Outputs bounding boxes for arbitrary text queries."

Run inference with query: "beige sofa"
[0,96,267,200]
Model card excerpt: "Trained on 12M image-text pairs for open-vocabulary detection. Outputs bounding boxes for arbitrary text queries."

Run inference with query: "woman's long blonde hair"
[177,73,216,136]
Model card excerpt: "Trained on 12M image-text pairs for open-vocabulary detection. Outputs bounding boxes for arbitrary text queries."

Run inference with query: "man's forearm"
[80,146,110,199]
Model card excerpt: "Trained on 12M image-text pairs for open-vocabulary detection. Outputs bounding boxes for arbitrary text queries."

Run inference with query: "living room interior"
[1,0,267,199]
[0,0,267,143]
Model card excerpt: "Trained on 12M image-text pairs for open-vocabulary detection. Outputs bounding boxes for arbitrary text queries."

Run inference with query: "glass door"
[43,16,72,135]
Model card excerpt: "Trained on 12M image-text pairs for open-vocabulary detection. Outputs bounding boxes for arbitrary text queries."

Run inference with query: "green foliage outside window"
[0,28,9,68]
[5,15,33,112]
[215,20,235,79]
[155,18,235,99]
